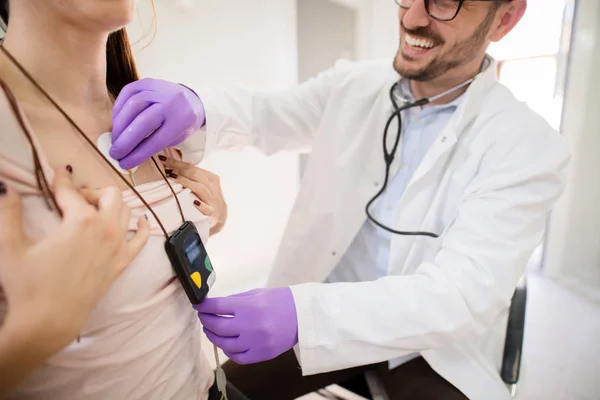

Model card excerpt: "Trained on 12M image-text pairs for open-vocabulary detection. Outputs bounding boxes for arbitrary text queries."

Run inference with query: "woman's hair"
[106,30,140,98]
[0,0,144,99]
[0,0,8,25]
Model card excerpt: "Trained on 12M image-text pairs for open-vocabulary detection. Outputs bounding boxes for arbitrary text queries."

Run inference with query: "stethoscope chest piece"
[97,132,138,175]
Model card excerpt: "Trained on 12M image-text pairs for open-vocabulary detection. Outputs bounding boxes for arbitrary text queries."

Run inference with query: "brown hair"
[106,0,158,98]
[106,29,140,98]
[0,1,8,25]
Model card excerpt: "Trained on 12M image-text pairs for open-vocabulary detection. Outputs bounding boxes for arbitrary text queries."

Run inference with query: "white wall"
[487,0,570,60]
[131,0,298,88]
[297,0,357,83]
[543,0,600,304]
[129,0,300,295]
[353,0,398,60]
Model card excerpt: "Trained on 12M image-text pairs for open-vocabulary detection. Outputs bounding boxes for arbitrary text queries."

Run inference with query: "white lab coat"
[182,56,570,400]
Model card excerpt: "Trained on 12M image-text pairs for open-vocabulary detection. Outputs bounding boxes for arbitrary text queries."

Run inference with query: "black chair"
[316,277,528,400]
[501,276,528,397]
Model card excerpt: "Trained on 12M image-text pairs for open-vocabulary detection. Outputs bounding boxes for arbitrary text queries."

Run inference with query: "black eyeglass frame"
[395,0,512,22]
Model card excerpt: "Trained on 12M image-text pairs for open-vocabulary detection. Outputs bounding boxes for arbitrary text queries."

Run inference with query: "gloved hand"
[194,287,299,365]
[110,78,206,170]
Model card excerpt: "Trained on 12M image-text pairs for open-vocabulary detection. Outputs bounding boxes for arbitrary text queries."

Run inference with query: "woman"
[0,1,234,399]
[0,171,150,396]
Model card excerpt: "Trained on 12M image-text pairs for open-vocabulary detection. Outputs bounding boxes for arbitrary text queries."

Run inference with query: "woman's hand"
[0,167,150,394]
[159,156,227,236]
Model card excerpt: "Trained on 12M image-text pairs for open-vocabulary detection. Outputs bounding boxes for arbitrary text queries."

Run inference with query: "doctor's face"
[394,0,518,81]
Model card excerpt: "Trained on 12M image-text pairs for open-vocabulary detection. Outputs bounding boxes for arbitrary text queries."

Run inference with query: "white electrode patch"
[97,132,138,175]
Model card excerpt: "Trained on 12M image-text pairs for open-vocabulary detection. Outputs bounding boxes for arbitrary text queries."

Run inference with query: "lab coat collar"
[445,55,499,140]
[393,54,499,143]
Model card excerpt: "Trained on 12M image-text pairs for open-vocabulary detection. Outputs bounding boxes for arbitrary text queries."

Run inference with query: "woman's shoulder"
[0,80,41,194]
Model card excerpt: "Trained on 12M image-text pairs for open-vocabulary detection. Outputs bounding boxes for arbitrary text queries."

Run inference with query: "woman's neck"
[1,9,111,108]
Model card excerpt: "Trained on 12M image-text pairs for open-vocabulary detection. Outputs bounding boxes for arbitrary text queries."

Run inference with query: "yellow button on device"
[190,271,202,289]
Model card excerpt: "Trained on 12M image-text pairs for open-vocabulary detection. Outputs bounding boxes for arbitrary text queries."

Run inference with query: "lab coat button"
[332,251,337,256]
[441,137,447,143]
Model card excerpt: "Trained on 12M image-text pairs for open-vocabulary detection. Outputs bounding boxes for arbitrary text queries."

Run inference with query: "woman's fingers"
[161,157,218,184]
[79,188,133,234]
[194,200,214,216]
[0,181,28,253]
[77,188,99,206]
[82,186,124,228]
[160,157,198,179]
[160,156,227,236]
[119,215,150,274]
[120,204,131,232]
[171,174,213,202]
[54,168,96,223]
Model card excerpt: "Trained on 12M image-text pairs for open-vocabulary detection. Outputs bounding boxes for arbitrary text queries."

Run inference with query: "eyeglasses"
[395,0,510,22]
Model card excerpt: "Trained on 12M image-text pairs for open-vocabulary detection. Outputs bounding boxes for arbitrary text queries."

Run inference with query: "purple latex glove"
[110,78,206,169]
[194,287,299,365]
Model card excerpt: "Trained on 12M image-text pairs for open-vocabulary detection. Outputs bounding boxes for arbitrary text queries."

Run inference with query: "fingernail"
[66,165,73,173]
[194,200,201,207]
[169,173,178,179]
[165,169,173,175]
[0,181,6,195]
[158,155,167,161]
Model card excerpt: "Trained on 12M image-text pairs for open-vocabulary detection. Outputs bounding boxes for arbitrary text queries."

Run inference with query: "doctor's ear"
[489,0,527,43]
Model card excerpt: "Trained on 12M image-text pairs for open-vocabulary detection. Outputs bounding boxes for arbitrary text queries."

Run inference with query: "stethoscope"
[365,76,475,238]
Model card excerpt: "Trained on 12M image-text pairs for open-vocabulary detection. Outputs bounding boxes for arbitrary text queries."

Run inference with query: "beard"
[394,9,497,81]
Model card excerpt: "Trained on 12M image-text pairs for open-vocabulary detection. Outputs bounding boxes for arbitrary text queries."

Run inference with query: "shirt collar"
[393,55,494,110]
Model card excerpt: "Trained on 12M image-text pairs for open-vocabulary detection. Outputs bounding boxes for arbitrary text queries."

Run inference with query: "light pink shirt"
[0,85,215,399]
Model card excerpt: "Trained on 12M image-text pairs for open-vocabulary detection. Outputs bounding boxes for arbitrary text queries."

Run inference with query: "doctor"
[110,0,569,398]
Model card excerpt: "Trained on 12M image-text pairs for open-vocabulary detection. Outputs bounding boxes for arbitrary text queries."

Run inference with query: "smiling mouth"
[405,33,436,50]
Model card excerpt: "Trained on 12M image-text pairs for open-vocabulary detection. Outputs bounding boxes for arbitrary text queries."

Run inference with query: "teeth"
[405,34,435,49]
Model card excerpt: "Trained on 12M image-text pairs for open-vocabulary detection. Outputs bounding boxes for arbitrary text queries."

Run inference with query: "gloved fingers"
[160,92,200,147]
[228,289,264,298]
[193,296,238,316]
[168,127,194,148]
[112,78,160,117]
[117,115,190,170]
[198,313,239,337]
[204,328,248,354]
[110,103,165,164]
[229,346,287,365]
[112,91,158,143]
[225,350,255,366]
